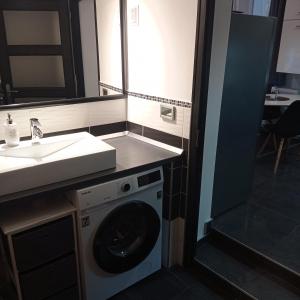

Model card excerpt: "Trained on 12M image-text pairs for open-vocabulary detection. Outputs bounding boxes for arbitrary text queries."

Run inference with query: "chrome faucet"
[30,118,43,143]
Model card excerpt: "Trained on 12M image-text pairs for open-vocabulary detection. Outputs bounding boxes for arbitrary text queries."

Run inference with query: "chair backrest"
[275,100,300,138]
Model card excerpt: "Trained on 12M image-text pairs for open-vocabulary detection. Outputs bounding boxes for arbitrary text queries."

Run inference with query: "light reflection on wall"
[127,0,197,102]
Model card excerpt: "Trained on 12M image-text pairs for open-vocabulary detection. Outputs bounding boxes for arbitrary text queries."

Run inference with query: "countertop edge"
[0,154,180,204]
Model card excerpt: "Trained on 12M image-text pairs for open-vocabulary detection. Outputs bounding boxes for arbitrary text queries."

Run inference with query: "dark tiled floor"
[110,267,224,300]
[212,144,300,275]
[0,267,223,300]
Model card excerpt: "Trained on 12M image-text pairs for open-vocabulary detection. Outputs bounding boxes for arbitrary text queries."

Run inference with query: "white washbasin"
[0,138,79,159]
[0,132,116,197]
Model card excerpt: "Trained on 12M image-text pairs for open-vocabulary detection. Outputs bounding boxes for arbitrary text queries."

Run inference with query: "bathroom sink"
[0,138,79,159]
[0,132,116,197]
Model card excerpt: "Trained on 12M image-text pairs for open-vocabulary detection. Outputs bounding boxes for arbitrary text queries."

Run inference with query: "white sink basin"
[0,132,116,197]
[0,139,79,159]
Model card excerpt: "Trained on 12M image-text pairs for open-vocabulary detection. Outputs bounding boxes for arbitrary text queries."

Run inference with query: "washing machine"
[71,167,163,300]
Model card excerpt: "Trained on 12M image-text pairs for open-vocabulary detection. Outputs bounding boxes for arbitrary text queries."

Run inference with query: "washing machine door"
[93,201,160,274]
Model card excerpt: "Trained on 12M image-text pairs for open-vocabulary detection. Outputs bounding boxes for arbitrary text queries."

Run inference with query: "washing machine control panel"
[137,170,161,188]
[75,167,163,210]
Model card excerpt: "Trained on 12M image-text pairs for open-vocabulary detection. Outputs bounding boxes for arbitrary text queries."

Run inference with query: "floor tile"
[195,241,300,300]
[212,145,300,275]
[110,267,223,300]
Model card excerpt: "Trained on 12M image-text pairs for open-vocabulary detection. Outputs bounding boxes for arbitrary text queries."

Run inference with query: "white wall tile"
[127,96,183,137]
[0,99,127,141]
[88,99,126,126]
[183,107,191,139]
[27,103,90,134]
[127,0,197,102]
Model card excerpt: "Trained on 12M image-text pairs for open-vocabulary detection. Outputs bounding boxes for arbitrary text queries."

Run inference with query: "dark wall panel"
[212,14,277,217]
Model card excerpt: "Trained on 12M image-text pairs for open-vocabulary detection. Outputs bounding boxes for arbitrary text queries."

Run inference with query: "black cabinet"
[2,213,80,300]
[48,286,80,300]
[13,217,74,272]
[20,254,77,300]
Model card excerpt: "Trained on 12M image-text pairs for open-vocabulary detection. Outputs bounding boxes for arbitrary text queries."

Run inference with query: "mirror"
[0,0,126,107]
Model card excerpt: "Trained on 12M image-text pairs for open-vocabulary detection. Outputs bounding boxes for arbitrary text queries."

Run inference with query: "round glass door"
[93,201,160,274]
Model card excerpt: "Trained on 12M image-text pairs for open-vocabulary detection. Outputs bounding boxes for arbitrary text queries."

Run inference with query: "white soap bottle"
[3,113,20,147]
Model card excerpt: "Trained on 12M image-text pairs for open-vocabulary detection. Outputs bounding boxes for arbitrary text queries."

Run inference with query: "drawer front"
[20,254,77,300]
[13,216,74,272]
[48,286,79,300]
[284,0,300,20]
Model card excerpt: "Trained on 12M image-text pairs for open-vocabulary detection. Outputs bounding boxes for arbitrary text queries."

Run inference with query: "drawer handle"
[296,25,300,29]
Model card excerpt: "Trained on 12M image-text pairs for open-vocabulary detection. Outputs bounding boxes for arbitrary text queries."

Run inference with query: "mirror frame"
[0,0,128,110]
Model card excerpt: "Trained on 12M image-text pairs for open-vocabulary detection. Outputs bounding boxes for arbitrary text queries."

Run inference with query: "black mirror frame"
[0,0,128,111]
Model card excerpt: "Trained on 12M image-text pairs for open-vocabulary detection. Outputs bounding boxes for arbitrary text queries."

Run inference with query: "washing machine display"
[93,201,160,274]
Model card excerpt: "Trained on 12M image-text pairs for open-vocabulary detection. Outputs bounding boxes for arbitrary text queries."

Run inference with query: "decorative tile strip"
[99,82,192,108]
[127,91,192,108]
[99,82,124,94]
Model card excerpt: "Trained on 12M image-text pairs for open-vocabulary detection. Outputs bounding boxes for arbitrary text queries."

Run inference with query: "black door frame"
[183,0,285,266]
[183,0,216,266]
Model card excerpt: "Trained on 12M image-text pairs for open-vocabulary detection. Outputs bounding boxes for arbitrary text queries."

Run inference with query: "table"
[265,94,300,106]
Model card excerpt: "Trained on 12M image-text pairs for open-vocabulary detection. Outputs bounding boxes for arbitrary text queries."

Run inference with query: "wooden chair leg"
[274,138,285,175]
[258,133,271,157]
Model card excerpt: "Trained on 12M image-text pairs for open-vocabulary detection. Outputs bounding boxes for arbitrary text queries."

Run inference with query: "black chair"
[262,106,282,124]
[259,101,300,174]
[257,106,282,153]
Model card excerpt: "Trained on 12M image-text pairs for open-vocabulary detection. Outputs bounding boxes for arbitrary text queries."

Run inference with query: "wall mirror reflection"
[0,0,125,106]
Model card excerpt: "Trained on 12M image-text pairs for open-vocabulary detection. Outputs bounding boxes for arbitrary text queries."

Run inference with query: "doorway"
[184,0,300,297]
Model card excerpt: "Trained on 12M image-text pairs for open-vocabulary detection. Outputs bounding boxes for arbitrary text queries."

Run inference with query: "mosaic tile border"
[127,91,192,108]
[99,82,192,108]
[99,82,124,94]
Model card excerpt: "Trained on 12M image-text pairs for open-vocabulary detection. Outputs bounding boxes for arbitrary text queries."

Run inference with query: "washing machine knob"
[121,183,131,192]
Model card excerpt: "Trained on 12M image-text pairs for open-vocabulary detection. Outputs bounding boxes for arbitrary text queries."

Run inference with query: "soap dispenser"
[3,113,20,147]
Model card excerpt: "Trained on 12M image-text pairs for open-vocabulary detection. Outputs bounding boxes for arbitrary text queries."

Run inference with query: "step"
[195,239,300,300]
[211,203,300,288]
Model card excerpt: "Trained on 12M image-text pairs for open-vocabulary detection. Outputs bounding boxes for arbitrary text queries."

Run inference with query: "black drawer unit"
[48,286,80,300]
[0,196,80,300]
[19,254,77,300]
[12,216,74,273]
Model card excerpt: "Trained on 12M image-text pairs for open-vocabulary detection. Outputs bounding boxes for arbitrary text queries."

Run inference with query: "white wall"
[197,0,232,240]
[79,0,100,97]
[127,0,197,139]
[96,0,123,89]
[0,100,126,141]
[127,0,197,102]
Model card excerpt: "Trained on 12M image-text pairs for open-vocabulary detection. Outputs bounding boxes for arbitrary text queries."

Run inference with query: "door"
[0,0,77,104]
[93,201,160,274]
[211,14,277,217]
